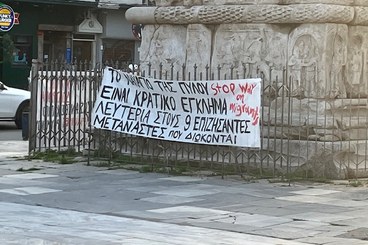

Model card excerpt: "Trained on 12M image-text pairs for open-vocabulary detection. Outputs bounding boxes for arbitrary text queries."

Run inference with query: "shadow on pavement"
[0,122,18,130]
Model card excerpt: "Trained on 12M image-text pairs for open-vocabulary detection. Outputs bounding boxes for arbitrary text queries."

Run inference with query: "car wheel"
[15,101,30,129]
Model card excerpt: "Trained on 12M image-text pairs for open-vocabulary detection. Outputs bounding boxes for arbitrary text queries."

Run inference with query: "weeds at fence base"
[30,148,80,165]
[26,147,365,184]
[85,150,298,181]
[347,180,366,187]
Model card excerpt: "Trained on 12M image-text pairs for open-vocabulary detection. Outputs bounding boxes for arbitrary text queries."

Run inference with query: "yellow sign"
[0,3,16,32]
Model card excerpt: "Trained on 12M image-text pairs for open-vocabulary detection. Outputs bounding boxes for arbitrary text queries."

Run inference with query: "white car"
[0,81,30,129]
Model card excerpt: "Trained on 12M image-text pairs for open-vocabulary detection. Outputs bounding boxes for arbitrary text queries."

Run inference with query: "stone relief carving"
[329,35,346,98]
[352,7,368,26]
[289,35,319,98]
[148,5,355,25]
[287,24,349,99]
[282,0,353,4]
[212,24,287,86]
[139,24,187,76]
[213,25,262,73]
[354,0,368,7]
[127,2,368,28]
[346,26,368,97]
[155,0,184,6]
[202,0,281,4]
[201,0,353,5]
[349,36,363,85]
[155,0,267,6]
[155,0,206,6]
[325,25,348,98]
[185,24,212,75]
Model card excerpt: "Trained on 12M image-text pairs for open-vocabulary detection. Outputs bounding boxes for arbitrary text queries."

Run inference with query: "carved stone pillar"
[126,1,368,176]
[127,1,359,98]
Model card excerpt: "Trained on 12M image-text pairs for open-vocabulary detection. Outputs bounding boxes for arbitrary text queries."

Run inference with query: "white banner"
[92,67,261,148]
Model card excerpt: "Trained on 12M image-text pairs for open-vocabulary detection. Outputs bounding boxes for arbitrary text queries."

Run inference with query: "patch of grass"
[139,165,153,173]
[112,155,132,164]
[171,166,187,175]
[269,175,333,185]
[31,149,59,161]
[348,180,364,187]
[30,148,80,165]
[92,161,112,167]
[59,155,74,164]
[137,165,188,175]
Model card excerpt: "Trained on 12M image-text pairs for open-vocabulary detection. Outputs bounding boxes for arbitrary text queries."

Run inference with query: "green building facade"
[0,1,96,89]
[1,0,141,89]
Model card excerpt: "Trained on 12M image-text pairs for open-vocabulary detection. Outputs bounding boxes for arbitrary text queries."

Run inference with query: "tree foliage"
[0,34,15,64]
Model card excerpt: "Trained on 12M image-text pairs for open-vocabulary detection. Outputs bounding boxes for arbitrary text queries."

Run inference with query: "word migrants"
[91,67,261,147]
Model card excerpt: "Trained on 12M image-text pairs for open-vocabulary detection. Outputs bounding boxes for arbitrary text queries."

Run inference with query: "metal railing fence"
[29,60,368,179]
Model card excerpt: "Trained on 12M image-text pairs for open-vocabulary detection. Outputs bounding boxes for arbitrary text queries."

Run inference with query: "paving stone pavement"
[1,141,368,244]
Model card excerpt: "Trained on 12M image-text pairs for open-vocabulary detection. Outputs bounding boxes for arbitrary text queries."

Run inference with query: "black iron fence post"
[28,59,41,158]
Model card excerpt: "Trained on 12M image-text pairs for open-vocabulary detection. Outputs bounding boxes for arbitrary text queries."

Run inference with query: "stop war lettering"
[239,83,257,95]
[210,82,257,96]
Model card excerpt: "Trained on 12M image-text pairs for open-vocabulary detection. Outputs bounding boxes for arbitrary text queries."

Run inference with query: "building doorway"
[43,31,68,62]
[72,34,95,64]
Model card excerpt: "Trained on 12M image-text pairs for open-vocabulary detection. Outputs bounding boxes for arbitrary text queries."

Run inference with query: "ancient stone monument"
[126,0,368,179]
